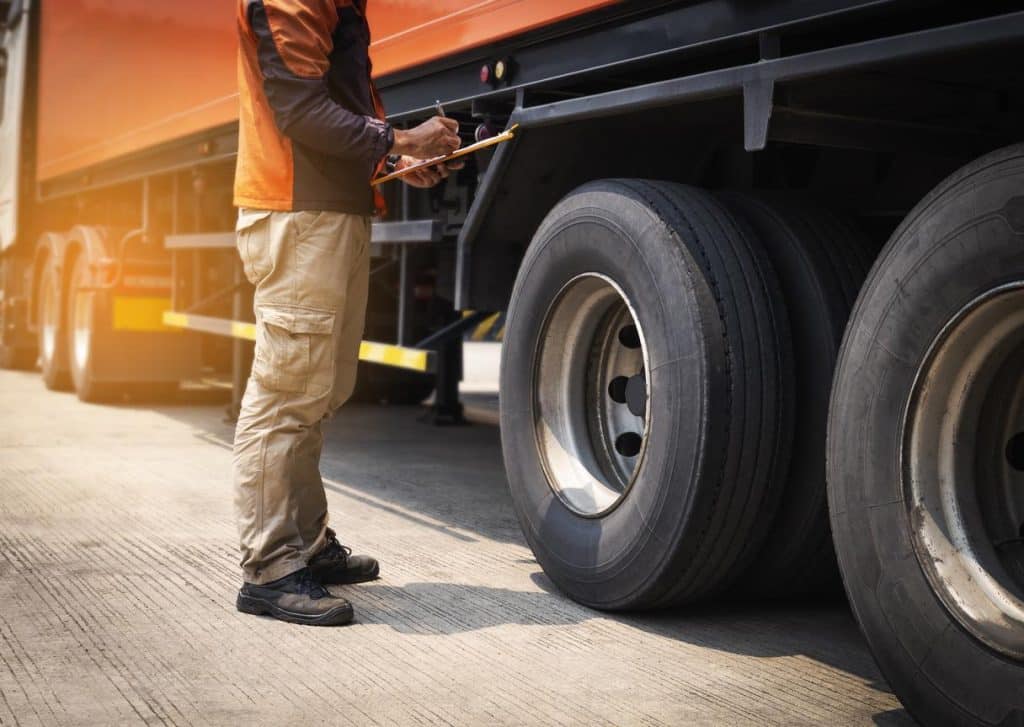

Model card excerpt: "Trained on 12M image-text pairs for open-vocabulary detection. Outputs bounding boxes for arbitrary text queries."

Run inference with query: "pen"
[435,100,446,118]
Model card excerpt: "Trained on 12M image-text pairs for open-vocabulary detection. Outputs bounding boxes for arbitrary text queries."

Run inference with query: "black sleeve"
[249,2,392,166]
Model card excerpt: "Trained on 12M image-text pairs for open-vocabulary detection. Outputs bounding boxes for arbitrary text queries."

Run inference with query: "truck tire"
[66,253,118,403]
[500,179,793,609]
[721,193,872,598]
[37,253,71,390]
[828,144,1024,726]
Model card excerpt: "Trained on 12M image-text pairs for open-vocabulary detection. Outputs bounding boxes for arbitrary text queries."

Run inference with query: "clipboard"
[371,124,519,186]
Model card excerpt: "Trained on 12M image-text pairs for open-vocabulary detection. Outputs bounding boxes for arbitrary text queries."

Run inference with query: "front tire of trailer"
[828,144,1024,726]
[501,179,792,609]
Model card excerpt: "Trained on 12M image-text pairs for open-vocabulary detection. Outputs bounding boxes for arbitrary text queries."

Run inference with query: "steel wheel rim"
[532,273,650,517]
[903,281,1024,660]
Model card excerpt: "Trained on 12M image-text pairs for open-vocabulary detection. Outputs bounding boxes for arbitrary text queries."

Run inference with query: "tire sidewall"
[829,150,1024,725]
[67,254,100,401]
[501,183,725,608]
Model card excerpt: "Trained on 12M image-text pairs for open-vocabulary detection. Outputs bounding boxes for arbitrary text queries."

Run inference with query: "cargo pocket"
[236,209,273,285]
[253,304,336,395]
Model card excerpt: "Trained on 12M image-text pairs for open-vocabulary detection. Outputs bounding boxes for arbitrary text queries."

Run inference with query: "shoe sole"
[236,593,354,626]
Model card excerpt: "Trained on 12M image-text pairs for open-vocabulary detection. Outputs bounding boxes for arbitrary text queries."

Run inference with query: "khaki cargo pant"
[232,208,370,585]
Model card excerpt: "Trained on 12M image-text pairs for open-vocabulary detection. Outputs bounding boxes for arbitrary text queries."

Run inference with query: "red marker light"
[480,64,492,84]
[474,123,494,143]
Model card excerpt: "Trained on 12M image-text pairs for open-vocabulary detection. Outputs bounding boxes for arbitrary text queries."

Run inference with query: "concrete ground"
[0,368,911,726]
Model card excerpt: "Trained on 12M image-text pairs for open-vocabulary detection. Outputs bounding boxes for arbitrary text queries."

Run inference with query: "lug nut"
[1005,432,1024,471]
[608,376,628,403]
[618,324,641,349]
[615,432,643,457]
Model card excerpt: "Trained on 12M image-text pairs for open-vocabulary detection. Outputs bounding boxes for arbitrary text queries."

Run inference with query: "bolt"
[615,432,642,457]
[608,376,628,403]
[1005,432,1024,472]
[618,324,641,349]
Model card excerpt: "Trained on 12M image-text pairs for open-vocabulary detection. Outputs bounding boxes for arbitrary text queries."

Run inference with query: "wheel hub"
[903,282,1024,660]
[532,273,650,517]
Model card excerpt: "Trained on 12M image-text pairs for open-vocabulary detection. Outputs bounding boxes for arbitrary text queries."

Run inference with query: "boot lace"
[298,568,329,599]
[322,536,352,563]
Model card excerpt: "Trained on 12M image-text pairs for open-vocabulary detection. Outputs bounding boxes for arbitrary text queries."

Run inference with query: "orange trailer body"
[35,0,618,183]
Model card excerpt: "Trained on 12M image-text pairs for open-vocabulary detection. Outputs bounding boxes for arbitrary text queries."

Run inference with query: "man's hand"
[391,117,460,159]
[399,156,465,189]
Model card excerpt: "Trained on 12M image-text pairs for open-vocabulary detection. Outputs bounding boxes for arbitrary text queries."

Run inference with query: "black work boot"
[236,567,354,626]
[309,534,380,585]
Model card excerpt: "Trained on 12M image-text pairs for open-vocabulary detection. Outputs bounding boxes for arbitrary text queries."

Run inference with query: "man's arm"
[249,1,458,166]
[250,0,390,165]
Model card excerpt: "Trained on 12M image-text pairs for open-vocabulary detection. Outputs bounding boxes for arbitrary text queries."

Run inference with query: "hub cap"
[532,274,650,517]
[903,282,1024,660]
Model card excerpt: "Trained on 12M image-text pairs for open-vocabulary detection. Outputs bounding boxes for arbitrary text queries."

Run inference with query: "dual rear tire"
[500,180,872,608]
[501,180,802,607]
[501,149,1024,721]
[34,232,181,404]
[36,249,118,401]
[721,193,874,596]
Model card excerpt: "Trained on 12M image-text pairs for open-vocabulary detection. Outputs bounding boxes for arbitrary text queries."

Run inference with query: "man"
[231,0,460,626]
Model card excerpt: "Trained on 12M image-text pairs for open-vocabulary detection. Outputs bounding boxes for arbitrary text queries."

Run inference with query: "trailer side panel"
[35,0,618,183]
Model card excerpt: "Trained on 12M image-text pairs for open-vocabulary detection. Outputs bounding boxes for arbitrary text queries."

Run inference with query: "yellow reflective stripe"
[162,311,254,340]
[231,321,257,341]
[113,297,174,332]
[162,311,189,329]
[359,341,430,372]
[471,312,500,341]
[162,312,432,372]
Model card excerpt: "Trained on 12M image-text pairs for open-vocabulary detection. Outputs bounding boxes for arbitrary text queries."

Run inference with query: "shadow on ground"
[137,394,912,724]
[332,576,912,725]
[152,399,522,544]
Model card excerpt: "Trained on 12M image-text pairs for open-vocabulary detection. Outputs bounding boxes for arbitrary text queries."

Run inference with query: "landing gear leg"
[429,333,465,426]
